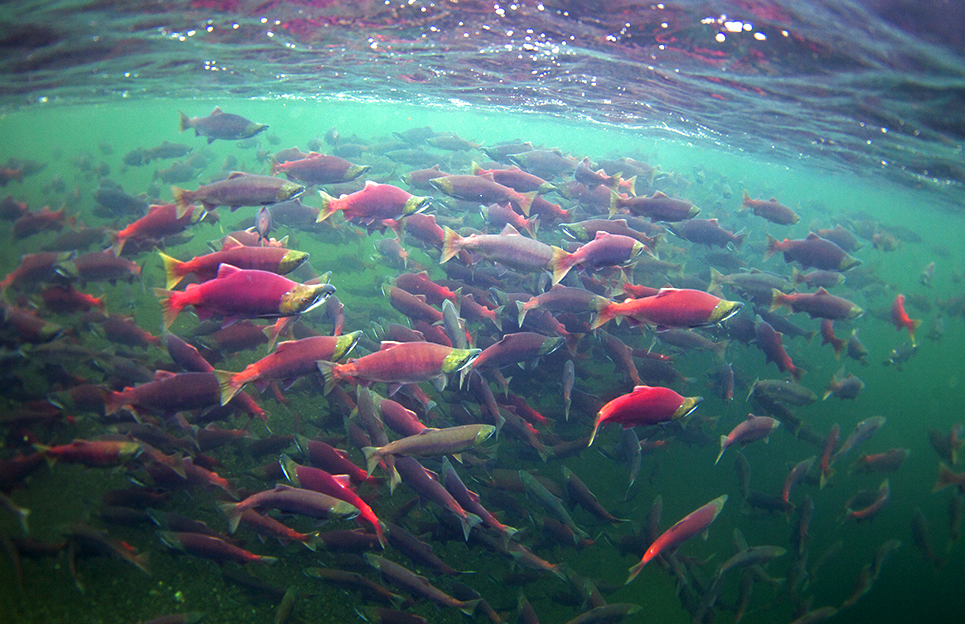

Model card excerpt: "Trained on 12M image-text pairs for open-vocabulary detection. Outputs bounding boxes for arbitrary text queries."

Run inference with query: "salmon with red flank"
[111,203,206,256]
[819,423,840,489]
[153,264,334,329]
[317,341,480,395]
[158,239,308,289]
[764,233,861,271]
[33,439,142,467]
[591,287,743,330]
[317,181,429,224]
[158,531,277,565]
[716,414,780,465]
[279,454,386,548]
[218,483,359,533]
[441,224,554,273]
[740,190,800,225]
[627,494,727,584]
[172,172,304,216]
[178,106,267,143]
[755,315,804,380]
[549,231,647,285]
[845,479,890,522]
[429,174,536,216]
[769,287,863,320]
[270,152,369,185]
[589,385,702,446]
[890,294,921,346]
[214,332,361,405]
[610,190,699,222]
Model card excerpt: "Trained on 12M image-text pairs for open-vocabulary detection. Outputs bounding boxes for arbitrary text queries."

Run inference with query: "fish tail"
[715,436,727,465]
[258,556,278,566]
[516,300,531,328]
[550,246,575,286]
[269,157,282,176]
[316,360,339,395]
[769,288,787,313]
[587,414,604,447]
[157,251,187,290]
[624,175,637,197]
[459,512,482,541]
[109,233,126,258]
[740,189,751,208]
[178,111,190,133]
[516,191,536,217]
[459,598,482,617]
[909,319,922,346]
[361,446,380,477]
[217,502,243,533]
[819,467,834,490]
[470,161,483,174]
[102,390,125,417]
[590,299,617,330]
[529,215,540,236]
[763,233,779,261]
[707,267,724,297]
[315,190,337,222]
[608,189,621,218]
[213,369,242,406]
[488,305,503,332]
[626,557,647,585]
[153,288,184,330]
[440,226,463,264]
[933,462,955,493]
[733,228,748,248]
[791,267,803,285]
[170,187,192,218]
[831,336,846,360]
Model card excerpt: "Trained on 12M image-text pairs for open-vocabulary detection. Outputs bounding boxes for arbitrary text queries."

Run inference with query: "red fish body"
[39,284,105,313]
[770,287,863,320]
[716,414,780,465]
[627,495,727,583]
[765,233,861,271]
[890,294,921,346]
[393,271,459,307]
[441,224,555,273]
[472,162,554,193]
[430,174,536,216]
[158,240,309,289]
[271,152,369,185]
[159,531,277,565]
[589,385,702,446]
[178,107,267,143]
[111,203,204,256]
[820,319,847,359]
[317,341,481,394]
[318,181,429,223]
[382,284,443,325]
[13,206,67,239]
[611,191,699,222]
[57,251,141,285]
[1,251,72,293]
[35,439,142,467]
[550,231,647,285]
[172,172,304,215]
[153,264,334,329]
[215,332,360,404]
[592,288,743,330]
[741,190,799,225]
[755,316,803,380]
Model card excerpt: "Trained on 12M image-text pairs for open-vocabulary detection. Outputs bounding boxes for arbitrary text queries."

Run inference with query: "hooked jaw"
[708,299,743,324]
[280,283,336,315]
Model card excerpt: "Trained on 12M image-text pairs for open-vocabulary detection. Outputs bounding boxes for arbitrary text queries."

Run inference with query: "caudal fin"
[550,246,576,286]
[763,233,779,261]
[715,436,727,465]
[516,191,537,217]
[213,369,242,406]
[170,187,192,218]
[440,226,463,264]
[178,111,190,133]
[315,190,338,222]
[316,360,338,395]
[769,288,787,313]
[157,252,187,290]
[153,288,184,329]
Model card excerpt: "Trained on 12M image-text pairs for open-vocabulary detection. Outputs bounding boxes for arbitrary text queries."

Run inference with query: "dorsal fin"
[210,106,223,115]
[500,224,521,236]
[227,171,247,179]
[379,341,403,351]
[216,263,243,279]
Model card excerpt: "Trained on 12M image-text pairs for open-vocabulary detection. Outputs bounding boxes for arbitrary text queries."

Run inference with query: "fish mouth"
[442,348,482,373]
[403,195,431,215]
[673,396,703,420]
[281,283,336,315]
[539,336,566,356]
[333,330,363,361]
[559,223,587,240]
[709,299,744,324]
[280,182,306,201]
